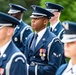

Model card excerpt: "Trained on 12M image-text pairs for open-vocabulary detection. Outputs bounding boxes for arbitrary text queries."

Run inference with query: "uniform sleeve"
[20,26,32,53]
[10,54,27,75]
[22,26,32,44]
[28,39,66,75]
[24,33,33,64]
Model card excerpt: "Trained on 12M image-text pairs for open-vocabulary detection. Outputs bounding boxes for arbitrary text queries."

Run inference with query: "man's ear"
[44,19,49,25]
[7,27,14,36]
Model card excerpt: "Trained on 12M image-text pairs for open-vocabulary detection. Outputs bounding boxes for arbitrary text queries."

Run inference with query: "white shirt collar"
[73,64,76,73]
[65,60,73,72]
[35,28,46,45]
[50,20,60,30]
[0,40,11,57]
[62,60,76,74]
[37,28,46,38]
[19,19,22,22]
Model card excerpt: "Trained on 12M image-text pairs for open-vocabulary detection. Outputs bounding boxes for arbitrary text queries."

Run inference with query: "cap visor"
[30,15,44,18]
[8,9,21,14]
[62,34,76,43]
[0,23,12,28]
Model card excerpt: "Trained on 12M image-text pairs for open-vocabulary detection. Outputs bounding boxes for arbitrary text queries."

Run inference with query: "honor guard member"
[56,21,76,75]
[8,3,32,53]
[0,12,27,75]
[45,2,65,40]
[24,5,66,75]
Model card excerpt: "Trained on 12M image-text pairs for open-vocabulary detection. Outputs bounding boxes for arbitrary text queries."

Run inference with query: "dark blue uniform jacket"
[0,41,27,75]
[12,21,32,53]
[24,28,66,75]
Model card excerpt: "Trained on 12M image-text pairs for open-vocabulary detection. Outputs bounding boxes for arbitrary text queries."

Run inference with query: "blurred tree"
[40,0,76,22]
[0,0,40,25]
[40,0,76,62]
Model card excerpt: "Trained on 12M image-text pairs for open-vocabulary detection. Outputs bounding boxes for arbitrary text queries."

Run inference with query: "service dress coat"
[24,28,65,75]
[48,22,65,40]
[12,21,32,53]
[0,41,27,75]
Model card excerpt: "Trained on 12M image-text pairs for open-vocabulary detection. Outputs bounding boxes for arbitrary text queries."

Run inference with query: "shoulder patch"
[53,52,61,57]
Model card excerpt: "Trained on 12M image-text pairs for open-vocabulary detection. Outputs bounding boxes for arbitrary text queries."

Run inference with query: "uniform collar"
[64,60,76,74]
[35,28,46,45]
[36,28,46,39]
[0,40,11,57]
[50,20,60,30]
[65,60,72,72]
[19,19,22,22]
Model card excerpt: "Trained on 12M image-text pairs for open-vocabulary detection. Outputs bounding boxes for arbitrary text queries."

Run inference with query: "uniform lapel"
[58,64,68,75]
[14,24,20,35]
[28,33,34,48]
[52,22,60,34]
[33,29,49,55]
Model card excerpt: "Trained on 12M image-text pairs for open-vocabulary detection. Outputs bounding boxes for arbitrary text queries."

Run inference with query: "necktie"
[67,68,73,74]
[50,27,52,31]
[0,51,1,57]
[31,33,38,51]
[70,68,73,74]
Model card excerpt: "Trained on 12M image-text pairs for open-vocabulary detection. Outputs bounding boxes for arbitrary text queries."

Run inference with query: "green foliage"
[1,0,76,25]
[66,58,70,62]
[40,0,76,63]
[0,0,40,25]
[40,0,76,22]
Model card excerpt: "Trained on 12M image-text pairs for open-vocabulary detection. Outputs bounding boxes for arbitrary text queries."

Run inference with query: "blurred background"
[0,0,76,25]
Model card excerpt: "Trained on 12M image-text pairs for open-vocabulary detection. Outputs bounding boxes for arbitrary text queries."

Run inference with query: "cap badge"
[62,22,69,30]
[33,6,36,10]
[46,3,48,7]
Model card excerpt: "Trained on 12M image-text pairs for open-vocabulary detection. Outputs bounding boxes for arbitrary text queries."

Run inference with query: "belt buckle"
[30,62,35,66]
